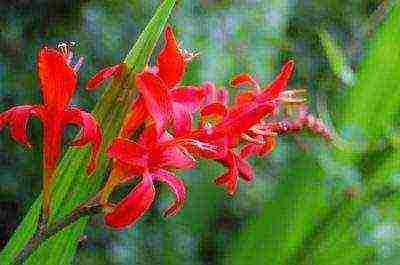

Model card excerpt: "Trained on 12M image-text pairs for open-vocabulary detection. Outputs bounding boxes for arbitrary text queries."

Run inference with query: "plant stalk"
[12,199,103,265]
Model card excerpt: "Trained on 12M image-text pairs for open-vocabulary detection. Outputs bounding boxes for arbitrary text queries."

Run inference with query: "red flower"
[86,25,203,137]
[0,44,102,216]
[188,60,295,194]
[103,125,194,229]
[103,113,230,229]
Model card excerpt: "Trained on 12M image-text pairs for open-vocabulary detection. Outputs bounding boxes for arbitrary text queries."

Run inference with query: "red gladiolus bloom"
[104,125,196,229]
[0,44,102,216]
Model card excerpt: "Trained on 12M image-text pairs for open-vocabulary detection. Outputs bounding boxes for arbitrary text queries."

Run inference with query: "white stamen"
[73,57,84,72]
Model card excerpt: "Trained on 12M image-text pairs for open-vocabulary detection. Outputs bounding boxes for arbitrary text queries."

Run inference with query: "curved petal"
[240,136,276,158]
[214,151,239,195]
[172,102,192,136]
[62,107,102,175]
[156,25,186,88]
[86,64,123,91]
[260,60,295,101]
[38,46,77,111]
[239,143,259,159]
[120,97,148,138]
[171,86,206,112]
[135,71,173,134]
[107,138,148,171]
[0,105,40,148]
[200,102,228,127]
[202,82,229,105]
[230,73,258,87]
[236,156,254,182]
[153,169,187,217]
[104,173,156,229]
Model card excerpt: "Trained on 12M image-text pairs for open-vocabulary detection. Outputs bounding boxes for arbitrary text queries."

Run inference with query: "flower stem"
[12,199,103,265]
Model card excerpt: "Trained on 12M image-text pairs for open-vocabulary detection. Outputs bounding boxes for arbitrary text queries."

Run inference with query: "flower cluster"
[87,26,332,229]
[0,26,331,230]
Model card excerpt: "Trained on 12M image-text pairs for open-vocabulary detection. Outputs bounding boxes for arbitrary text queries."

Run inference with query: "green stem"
[12,199,103,265]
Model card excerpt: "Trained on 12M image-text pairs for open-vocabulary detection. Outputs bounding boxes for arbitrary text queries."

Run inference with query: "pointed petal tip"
[164,24,175,41]
[86,64,123,91]
[230,73,257,87]
[281,60,295,78]
[153,169,186,218]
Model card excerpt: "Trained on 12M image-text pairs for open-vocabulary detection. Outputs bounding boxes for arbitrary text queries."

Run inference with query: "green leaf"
[342,4,400,143]
[293,5,400,265]
[227,150,328,265]
[319,29,355,86]
[0,0,176,264]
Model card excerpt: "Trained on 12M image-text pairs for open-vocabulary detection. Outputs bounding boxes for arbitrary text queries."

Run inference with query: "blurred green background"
[1,0,400,264]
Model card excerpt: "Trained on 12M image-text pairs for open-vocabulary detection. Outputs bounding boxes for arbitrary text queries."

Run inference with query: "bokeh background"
[1,0,400,264]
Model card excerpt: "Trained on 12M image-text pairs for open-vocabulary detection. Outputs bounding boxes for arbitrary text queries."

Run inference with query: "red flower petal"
[260,60,295,101]
[120,97,148,138]
[235,91,257,105]
[86,64,123,91]
[214,151,239,195]
[41,116,64,215]
[200,102,228,126]
[236,156,254,182]
[230,73,258,87]
[257,136,277,156]
[172,102,192,136]
[0,105,40,148]
[136,125,196,170]
[202,82,229,105]
[135,71,173,134]
[107,138,148,171]
[213,101,275,141]
[153,169,187,217]
[38,46,77,112]
[159,145,197,170]
[170,86,206,112]
[104,173,155,229]
[240,136,276,158]
[62,107,102,175]
[156,25,186,88]
[239,143,259,159]
[177,137,227,160]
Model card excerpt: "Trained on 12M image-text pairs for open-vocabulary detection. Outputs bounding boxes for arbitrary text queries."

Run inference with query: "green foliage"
[227,3,400,265]
[319,29,355,86]
[0,0,176,264]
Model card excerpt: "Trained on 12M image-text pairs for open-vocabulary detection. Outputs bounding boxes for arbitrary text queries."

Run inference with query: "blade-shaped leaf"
[0,0,176,264]
[319,29,355,86]
[226,150,328,265]
[342,3,400,149]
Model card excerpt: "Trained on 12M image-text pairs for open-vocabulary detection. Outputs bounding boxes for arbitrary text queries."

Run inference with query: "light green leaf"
[319,29,355,86]
[343,4,400,143]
